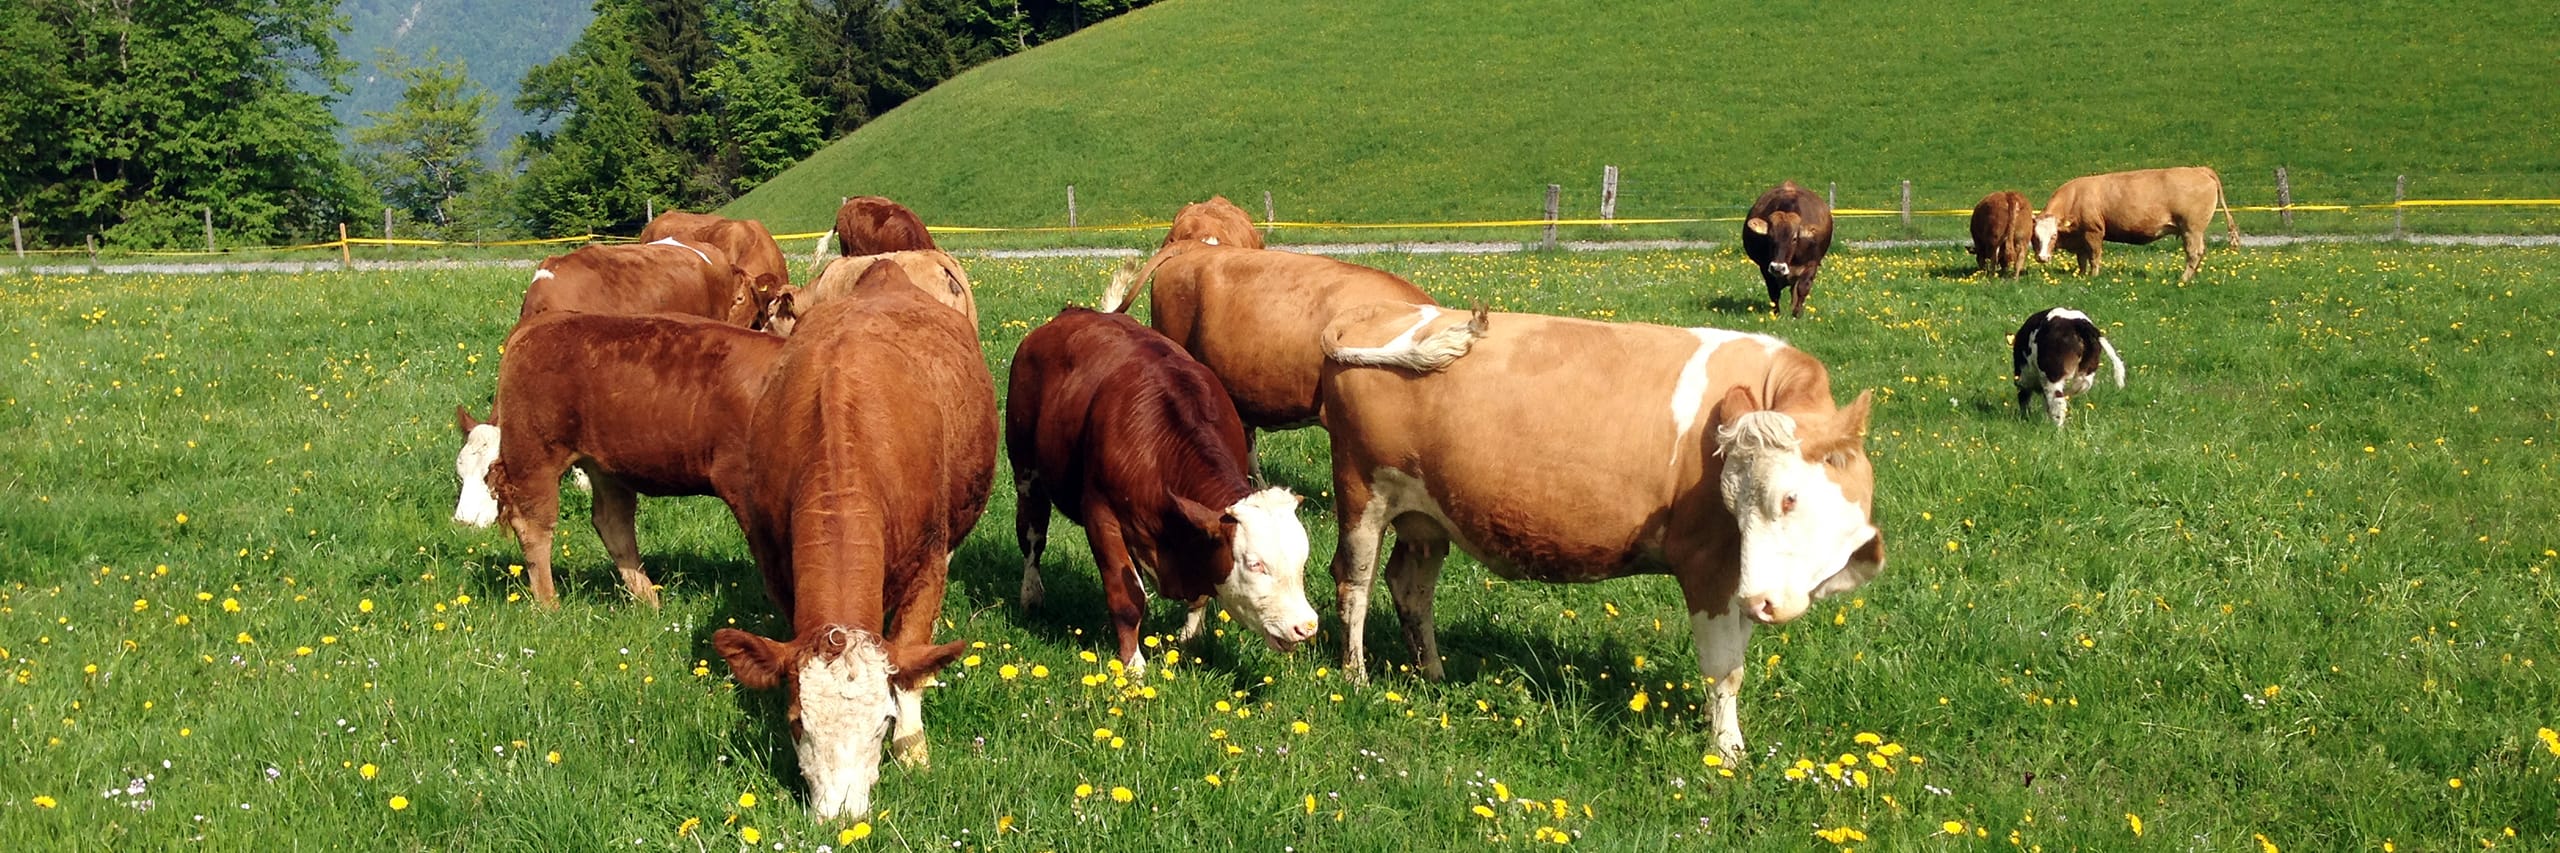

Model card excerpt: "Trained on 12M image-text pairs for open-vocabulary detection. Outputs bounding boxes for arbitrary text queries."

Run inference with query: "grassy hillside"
[725,0,2560,240]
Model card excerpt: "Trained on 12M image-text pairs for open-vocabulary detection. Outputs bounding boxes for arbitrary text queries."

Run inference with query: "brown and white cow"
[1970,190,2034,278]
[2033,166,2240,283]
[518,238,768,327]
[833,196,938,256]
[713,262,996,820]
[640,210,793,297]
[452,311,785,608]
[1162,195,1264,250]
[761,250,976,335]
[2012,306,2125,427]
[1742,181,1836,318]
[1317,303,1884,760]
[1007,307,1319,672]
[1100,244,1434,433]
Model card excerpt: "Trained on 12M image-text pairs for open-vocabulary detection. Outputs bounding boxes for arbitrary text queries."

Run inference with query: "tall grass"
[2,243,2556,849]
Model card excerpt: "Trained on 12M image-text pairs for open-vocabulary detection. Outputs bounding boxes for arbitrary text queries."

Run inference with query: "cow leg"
[2081,241,2102,276]
[1086,510,1151,673]
[1765,280,1786,315]
[1014,474,1051,610]
[1687,603,1756,761]
[1384,520,1450,681]
[2017,384,2035,420]
[888,549,952,768]
[1789,278,1810,318]
[1329,474,1387,684]
[585,469,659,609]
[494,456,568,610]
[2180,229,2206,283]
[1178,597,1212,643]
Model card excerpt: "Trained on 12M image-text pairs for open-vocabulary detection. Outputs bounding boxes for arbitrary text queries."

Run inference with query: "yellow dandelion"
[1092,727,1113,740]
[1074,783,1094,799]
[1204,773,1223,787]
[999,664,1019,680]
[995,815,1014,834]
[737,791,757,808]
[33,795,57,808]
[842,822,872,842]
[545,751,561,765]
[2127,813,2143,836]
[1473,805,1496,819]
[2446,777,2462,789]
[739,827,760,843]
[358,598,373,613]
[677,817,701,837]
[1110,786,1134,803]
[1291,721,1311,735]
[295,646,313,657]
[1628,692,1649,713]
[222,597,241,613]
[1031,664,1050,678]
[1943,820,1966,835]
[2254,832,2278,853]
[388,795,409,811]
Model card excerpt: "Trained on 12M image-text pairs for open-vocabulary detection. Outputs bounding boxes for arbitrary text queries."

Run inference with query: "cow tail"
[1322,301,1491,372]
[1101,244,1195,313]
[2097,333,2126,389]
[2214,171,2241,245]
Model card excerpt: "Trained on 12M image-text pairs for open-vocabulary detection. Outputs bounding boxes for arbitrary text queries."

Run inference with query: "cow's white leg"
[890,683,928,768]
[1384,529,1449,681]
[2045,385,2070,427]
[1689,605,1755,762]
[1014,475,1050,610]
[1178,598,1211,643]
[1330,487,1390,684]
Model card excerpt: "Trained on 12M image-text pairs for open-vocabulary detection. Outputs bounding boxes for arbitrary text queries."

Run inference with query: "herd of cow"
[444,167,2225,819]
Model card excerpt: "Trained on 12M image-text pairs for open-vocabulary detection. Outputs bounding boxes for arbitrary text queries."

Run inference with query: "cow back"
[2043,166,2223,240]
[1163,196,1265,250]
[797,251,977,328]
[522,242,756,326]
[493,311,785,497]
[835,196,937,255]
[642,211,792,295]
[1144,246,1436,429]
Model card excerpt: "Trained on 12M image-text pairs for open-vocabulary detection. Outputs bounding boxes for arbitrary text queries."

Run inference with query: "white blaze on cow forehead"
[452,423,500,527]
[1671,329,1786,467]
[795,633,898,821]
[648,236,713,266]
[530,268,555,282]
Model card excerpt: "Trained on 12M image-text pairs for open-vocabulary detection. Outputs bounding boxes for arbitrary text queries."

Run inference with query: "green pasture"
[3,242,2557,850]
[725,0,2560,242]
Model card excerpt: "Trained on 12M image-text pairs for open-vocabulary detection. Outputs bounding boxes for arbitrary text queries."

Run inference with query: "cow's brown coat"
[641,210,794,297]
[1970,190,2033,277]
[834,196,938,255]
[2036,166,2240,282]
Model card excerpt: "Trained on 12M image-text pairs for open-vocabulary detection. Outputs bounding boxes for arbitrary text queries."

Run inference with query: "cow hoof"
[891,733,929,769]
[1018,576,1045,611]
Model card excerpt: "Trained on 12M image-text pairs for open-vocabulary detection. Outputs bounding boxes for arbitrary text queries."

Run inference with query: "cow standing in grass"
[833,196,938,255]
[1742,181,1836,318]
[1970,191,2034,278]
[2012,307,2125,427]
[1161,195,1265,249]
[1006,307,1320,672]
[516,238,768,326]
[714,263,996,821]
[764,250,978,334]
[1317,302,1884,760]
[2033,166,2239,283]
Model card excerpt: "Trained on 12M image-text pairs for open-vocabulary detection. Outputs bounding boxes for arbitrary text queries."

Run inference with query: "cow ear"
[755,272,782,294]
[943,267,964,296]
[1712,385,1762,428]
[455,405,482,433]
[1805,390,1876,466]
[888,640,969,690]
[1745,217,1769,236]
[713,628,793,690]
[1169,491,1232,535]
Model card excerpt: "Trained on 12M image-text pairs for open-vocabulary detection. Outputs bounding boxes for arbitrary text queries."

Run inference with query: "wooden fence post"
[1543,183,1561,250]
[2393,175,2407,239]
[11,215,21,259]
[1263,190,1276,235]
[204,207,215,251]
[87,234,97,267]
[1599,165,1619,225]
[1828,182,1838,212]
[2274,166,2293,231]
[1900,180,1913,228]
[1066,185,1078,228]
[339,222,352,269]
[646,198,655,223]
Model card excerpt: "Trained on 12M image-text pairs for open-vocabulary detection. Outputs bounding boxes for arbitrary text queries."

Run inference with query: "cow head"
[1173,486,1320,651]
[1745,212,1819,279]
[1712,387,1884,624]
[452,406,500,527]
[760,288,803,337]
[714,625,966,821]
[2031,215,2063,263]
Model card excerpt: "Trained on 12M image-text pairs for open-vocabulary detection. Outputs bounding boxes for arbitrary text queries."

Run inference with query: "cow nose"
[1743,593,1806,625]
[1288,619,1319,643]
[1768,262,1790,277]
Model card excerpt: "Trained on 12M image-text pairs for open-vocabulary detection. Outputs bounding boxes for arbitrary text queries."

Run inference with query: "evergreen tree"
[353,50,493,231]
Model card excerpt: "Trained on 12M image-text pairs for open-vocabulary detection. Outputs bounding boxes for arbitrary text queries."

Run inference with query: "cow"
[452,311,786,609]
[2032,166,2240,283]
[1099,243,1434,435]
[1162,195,1265,250]
[1969,191,2034,278]
[762,250,977,335]
[1742,181,1836,318]
[640,210,793,298]
[713,262,997,820]
[1006,307,1320,673]
[2011,307,2125,427]
[518,238,768,328]
[833,196,938,256]
[1316,302,1884,761]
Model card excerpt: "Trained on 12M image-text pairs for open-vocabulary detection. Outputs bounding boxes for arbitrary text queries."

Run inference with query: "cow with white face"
[1317,302,1884,760]
[714,626,962,820]
[2011,306,2126,427]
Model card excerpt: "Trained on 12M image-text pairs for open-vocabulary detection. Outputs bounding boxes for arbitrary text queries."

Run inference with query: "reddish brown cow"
[519,239,766,327]
[762,250,977,335]
[452,312,785,609]
[1161,195,1265,250]
[1742,181,1837,318]
[834,196,938,255]
[641,210,793,296]
[1970,191,2033,277]
[1007,307,1319,672]
[713,262,995,820]
[2032,166,2239,283]
[1101,244,1434,433]
[1318,303,1884,760]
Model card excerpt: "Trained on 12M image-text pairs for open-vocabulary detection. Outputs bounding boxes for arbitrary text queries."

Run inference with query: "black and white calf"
[2011,307,2125,427]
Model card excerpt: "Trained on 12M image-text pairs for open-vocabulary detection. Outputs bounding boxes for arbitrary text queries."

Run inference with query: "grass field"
[5,242,2558,850]
[724,0,2560,242]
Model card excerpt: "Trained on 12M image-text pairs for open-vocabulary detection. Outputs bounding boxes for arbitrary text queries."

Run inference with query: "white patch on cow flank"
[530,268,555,282]
[1715,412,1876,624]
[452,423,501,527]
[1669,329,1784,467]
[648,236,713,266]
[1202,236,1220,246]
[2045,307,2089,323]
[1214,487,1319,650]
[794,633,898,821]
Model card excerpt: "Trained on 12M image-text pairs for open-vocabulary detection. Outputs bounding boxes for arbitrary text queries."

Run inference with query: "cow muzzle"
[1767,262,1791,278]
[1741,591,1809,625]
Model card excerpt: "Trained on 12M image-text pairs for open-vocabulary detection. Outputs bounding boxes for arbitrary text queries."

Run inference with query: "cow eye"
[1781,494,1798,514]
[1244,557,1266,574]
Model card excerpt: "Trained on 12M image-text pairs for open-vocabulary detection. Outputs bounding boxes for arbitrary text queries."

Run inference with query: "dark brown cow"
[640,210,793,297]
[1007,307,1318,672]
[2012,306,2125,427]
[762,250,977,335]
[1162,195,1265,250]
[451,312,785,609]
[713,262,995,820]
[2032,166,2239,283]
[1100,243,1434,432]
[1742,181,1837,318]
[1318,303,1884,760]
[834,196,938,255]
[1970,191,2034,278]
[519,239,766,328]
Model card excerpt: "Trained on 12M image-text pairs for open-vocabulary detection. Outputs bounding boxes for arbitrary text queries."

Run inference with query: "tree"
[353,49,493,231]
[515,14,684,234]
[700,13,824,192]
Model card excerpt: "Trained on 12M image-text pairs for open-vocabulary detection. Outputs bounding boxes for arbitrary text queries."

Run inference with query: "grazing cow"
[452,312,785,609]
[640,210,793,297]
[762,250,977,335]
[1162,195,1265,250]
[1100,244,1434,433]
[1317,303,1884,760]
[519,238,766,328]
[1969,191,2034,277]
[2032,166,2239,283]
[2011,307,2125,427]
[833,196,938,255]
[1742,181,1836,318]
[1007,307,1319,672]
[713,263,996,820]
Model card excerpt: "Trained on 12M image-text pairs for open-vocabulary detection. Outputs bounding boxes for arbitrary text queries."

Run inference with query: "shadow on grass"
[1697,293,1773,316]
